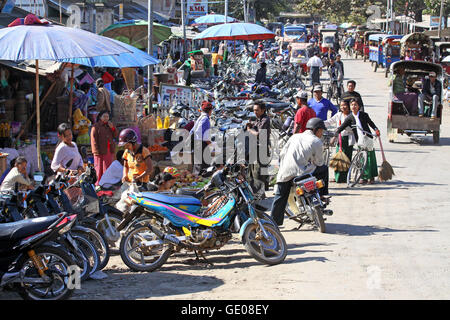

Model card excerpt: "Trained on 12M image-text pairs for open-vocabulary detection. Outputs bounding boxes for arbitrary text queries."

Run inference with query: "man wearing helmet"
[270,117,326,226]
[119,128,153,187]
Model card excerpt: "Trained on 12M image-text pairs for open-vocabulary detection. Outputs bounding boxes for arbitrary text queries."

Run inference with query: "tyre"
[347,151,368,187]
[16,245,75,300]
[327,87,333,100]
[64,234,91,282]
[385,68,389,78]
[323,147,330,166]
[72,227,110,271]
[243,221,287,265]
[96,211,123,250]
[355,52,358,59]
[312,205,326,233]
[71,233,100,277]
[119,223,172,272]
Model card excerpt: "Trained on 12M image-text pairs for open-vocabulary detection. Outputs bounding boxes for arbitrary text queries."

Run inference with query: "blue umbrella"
[194,22,275,41]
[0,19,132,171]
[58,39,160,68]
[192,14,238,26]
[0,24,132,61]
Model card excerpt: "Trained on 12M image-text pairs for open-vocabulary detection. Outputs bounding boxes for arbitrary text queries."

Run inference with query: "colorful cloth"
[362,149,378,180]
[123,145,151,183]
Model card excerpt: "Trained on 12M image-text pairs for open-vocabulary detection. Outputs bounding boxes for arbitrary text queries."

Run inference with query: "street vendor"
[119,128,154,187]
[180,50,211,86]
[190,101,213,175]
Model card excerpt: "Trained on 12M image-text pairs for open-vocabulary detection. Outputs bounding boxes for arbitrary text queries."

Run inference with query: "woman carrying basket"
[332,99,380,184]
[325,100,355,183]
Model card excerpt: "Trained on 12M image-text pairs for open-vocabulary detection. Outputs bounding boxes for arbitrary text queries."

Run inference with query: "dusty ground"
[1,57,449,301]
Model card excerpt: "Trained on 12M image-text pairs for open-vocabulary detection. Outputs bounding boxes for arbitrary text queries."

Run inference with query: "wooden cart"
[387,61,444,144]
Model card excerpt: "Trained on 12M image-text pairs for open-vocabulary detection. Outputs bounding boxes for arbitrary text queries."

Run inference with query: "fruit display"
[176,170,210,188]
[148,144,168,152]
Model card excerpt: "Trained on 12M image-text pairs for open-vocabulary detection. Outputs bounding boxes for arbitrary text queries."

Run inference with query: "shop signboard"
[187,0,208,20]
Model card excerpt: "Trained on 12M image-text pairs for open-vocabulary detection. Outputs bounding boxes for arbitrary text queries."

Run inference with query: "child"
[0,156,33,192]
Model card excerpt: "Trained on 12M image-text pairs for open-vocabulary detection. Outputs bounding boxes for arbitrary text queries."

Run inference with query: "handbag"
[358,134,374,151]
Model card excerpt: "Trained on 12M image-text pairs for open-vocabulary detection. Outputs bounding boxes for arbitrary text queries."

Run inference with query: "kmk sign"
[187,0,208,20]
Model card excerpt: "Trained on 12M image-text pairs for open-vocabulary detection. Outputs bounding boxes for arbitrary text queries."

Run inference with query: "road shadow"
[325,223,437,236]
[382,148,430,153]
[332,180,446,191]
[418,137,450,146]
[71,272,225,300]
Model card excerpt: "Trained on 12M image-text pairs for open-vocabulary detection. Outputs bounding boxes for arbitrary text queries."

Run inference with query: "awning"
[169,26,199,40]
[0,60,62,76]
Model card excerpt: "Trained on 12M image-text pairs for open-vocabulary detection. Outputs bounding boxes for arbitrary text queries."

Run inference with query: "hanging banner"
[187,0,208,20]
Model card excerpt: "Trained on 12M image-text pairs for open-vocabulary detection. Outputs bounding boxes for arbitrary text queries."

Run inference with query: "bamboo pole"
[35,59,41,171]
[68,65,75,124]
[121,68,130,91]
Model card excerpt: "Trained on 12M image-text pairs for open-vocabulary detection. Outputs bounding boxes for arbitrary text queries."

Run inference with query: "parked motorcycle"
[285,174,333,233]
[0,207,77,300]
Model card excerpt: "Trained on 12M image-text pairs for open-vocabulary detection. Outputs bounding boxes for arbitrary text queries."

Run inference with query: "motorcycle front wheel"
[119,223,172,272]
[16,245,75,300]
[243,222,287,265]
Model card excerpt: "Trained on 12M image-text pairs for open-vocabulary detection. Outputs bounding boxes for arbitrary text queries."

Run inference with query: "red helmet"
[118,128,138,147]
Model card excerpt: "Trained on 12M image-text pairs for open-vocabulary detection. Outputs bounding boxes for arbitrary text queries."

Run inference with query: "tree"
[424,0,449,27]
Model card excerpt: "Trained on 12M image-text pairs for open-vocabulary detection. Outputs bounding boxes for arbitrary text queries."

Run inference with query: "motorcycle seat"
[266,102,290,110]
[175,188,205,199]
[0,215,60,243]
[140,192,201,206]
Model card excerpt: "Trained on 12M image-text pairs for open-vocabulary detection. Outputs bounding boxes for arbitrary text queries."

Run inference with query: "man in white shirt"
[306,52,324,86]
[270,118,325,226]
[98,150,124,189]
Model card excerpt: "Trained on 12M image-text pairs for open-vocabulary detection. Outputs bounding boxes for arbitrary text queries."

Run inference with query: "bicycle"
[346,129,379,187]
[322,129,337,166]
[327,78,343,105]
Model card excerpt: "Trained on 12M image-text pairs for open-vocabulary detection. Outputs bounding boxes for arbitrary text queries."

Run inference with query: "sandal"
[361,179,368,185]
[368,179,375,184]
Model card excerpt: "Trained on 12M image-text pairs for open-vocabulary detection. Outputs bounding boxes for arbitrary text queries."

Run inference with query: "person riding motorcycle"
[270,117,326,226]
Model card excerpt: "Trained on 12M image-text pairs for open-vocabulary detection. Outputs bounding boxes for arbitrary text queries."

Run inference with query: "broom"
[378,137,395,181]
[329,133,350,172]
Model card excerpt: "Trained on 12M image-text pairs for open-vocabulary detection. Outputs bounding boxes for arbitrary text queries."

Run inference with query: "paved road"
[2,57,449,300]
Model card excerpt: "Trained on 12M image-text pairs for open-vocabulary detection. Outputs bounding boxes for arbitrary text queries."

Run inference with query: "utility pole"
[243,0,248,23]
[181,0,187,61]
[224,0,228,23]
[438,0,444,39]
[148,0,153,109]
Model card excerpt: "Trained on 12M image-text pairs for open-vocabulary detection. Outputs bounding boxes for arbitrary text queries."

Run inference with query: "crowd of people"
[0,38,385,232]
